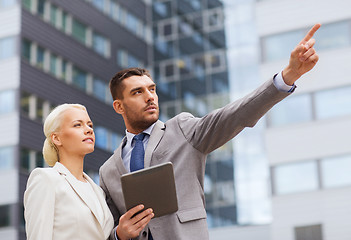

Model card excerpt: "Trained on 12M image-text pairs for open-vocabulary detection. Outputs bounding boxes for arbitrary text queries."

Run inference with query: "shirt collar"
[125,122,156,145]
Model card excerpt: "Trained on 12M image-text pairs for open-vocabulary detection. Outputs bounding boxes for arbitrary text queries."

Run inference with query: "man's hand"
[116,205,154,240]
[283,23,321,85]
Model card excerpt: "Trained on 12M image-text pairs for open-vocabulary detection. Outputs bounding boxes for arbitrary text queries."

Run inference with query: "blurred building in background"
[151,0,235,228]
[211,0,351,240]
[1,0,351,240]
[0,0,151,239]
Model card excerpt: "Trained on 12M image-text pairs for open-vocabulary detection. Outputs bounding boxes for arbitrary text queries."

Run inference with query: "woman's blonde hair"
[42,103,87,166]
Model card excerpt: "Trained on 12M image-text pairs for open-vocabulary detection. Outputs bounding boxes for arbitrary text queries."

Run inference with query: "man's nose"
[145,90,154,102]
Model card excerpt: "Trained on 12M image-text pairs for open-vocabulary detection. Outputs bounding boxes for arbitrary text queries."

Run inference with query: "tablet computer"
[121,162,178,218]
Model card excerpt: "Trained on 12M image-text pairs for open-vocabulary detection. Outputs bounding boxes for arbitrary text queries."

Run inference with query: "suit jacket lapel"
[144,120,165,168]
[114,136,128,175]
[53,163,104,231]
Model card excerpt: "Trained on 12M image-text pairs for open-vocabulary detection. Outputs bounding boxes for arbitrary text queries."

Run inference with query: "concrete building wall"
[258,0,351,240]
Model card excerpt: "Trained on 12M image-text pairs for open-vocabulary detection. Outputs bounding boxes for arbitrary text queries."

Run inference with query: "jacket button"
[142,231,147,237]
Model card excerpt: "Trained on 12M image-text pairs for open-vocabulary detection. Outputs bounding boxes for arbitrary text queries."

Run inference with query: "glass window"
[92,0,104,11]
[72,67,87,91]
[22,0,32,10]
[321,155,351,188]
[109,1,119,21]
[262,30,304,62]
[153,2,167,17]
[0,90,15,115]
[36,97,45,121]
[72,19,87,44]
[36,46,45,69]
[110,133,122,152]
[205,8,223,31]
[268,94,312,127]
[117,49,127,67]
[20,148,30,172]
[164,62,175,78]
[128,54,142,68]
[93,33,108,56]
[20,91,30,115]
[61,59,68,80]
[61,12,68,32]
[50,53,58,76]
[126,13,138,33]
[0,205,11,227]
[162,22,174,37]
[0,146,14,170]
[22,39,31,61]
[93,78,107,102]
[295,224,323,240]
[274,161,319,195]
[37,0,45,17]
[315,21,351,51]
[50,5,58,27]
[117,6,127,26]
[95,126,108,149]
[315,86,351,120]
[0,36,16,60]
[36,152,44,168]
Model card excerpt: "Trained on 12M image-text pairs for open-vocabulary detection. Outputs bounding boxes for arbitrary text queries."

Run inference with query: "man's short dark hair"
[110,67,152,100]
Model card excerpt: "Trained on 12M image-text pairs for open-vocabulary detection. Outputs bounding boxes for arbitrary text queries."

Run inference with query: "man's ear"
[51,133,62,147]
[113,100,124,114]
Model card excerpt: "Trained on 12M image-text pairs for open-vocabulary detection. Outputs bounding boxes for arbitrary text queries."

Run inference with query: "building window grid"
[0,146,15,171]
[84,0,151,43]
[20,148,46,173]
[267,84,351,128]
[272,154,351,196]
[19,90,120,153]
[159,49,226,82]
[117,49,145,68]
[22,39,112,105]
[0,36,17,60]
[21,0,111,58]
[156,7,225,43]
[262,19,351,63]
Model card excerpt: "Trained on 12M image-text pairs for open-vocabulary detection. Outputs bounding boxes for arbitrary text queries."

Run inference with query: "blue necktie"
[130,133,146,172]
[130,134,154,240]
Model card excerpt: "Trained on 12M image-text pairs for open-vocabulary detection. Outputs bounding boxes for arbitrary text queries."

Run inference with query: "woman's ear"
[113,100,124,114]
[51,133,62,147]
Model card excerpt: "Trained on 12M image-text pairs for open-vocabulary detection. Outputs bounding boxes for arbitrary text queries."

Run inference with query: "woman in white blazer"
[24,103,114,240]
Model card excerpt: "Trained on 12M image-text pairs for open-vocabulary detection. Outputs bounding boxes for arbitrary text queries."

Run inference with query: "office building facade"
[0,0,151,239]
[211,0,351,239]
[151,0,236,228]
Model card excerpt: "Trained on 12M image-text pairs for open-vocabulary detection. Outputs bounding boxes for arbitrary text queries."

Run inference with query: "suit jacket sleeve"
[177,79,290,154]
[24,169,56,240]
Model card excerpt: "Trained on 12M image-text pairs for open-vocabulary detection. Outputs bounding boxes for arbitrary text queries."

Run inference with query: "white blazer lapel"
[83,172,113,232]
[53,163,103,231]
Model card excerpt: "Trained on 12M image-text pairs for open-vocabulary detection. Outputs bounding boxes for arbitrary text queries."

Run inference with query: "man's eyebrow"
[130,87,142,93]
[130,84,156,93]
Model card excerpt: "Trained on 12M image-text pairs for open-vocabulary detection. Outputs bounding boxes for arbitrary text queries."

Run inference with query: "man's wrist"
[282,66,301,86]
[273,71,296,93]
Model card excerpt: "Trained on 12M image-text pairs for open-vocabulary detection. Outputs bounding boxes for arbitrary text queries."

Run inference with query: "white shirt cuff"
[273,70,296,93]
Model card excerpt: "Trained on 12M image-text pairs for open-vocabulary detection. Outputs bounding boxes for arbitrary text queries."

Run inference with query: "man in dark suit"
[100,24,321,240]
